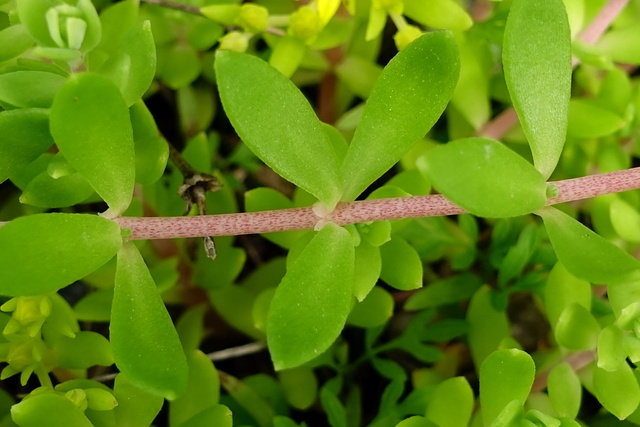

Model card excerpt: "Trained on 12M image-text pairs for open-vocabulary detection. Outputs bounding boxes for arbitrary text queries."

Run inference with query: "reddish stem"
[112,167,640,240]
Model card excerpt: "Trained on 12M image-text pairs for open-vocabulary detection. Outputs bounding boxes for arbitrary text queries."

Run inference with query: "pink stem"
[111,167,640,240]
[478,0,630,138]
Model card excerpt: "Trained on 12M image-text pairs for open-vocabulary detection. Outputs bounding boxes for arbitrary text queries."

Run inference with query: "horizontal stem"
[112,167,640,240]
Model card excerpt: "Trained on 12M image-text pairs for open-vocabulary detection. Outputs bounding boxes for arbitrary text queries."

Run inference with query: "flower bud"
[218,31,250,53]
[394,25,422,51]
[239,4,269,34]
[288,6,322,44]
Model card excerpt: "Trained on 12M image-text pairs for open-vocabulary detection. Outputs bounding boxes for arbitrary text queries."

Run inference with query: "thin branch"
[478,0,630,139]
[207,341,267,361]
[110,167,640,240]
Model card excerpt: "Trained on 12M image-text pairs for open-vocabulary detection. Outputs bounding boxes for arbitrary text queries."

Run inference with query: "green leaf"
[16,0,59,47]
[216,50,342,207]
[347,286,393,328]
[480,348,535,426]
[51,72,135,217]
[554,303,600,350]
[405,273,482,310]
[596,22,640,64]
[0,108,53,183]
[467,287,510,369]
[424,137,546,217]
[538,207,640,285]
[11,393,92,427]
[179,404,233,427]
[0,71,66,108]
[404,0,472,31]
[267,223,354,370]
[113,373,164,427]
[597,324,627,372]
[379,236,423,291]
[158,43,202,89]
[340,31,459,201]
[544,262,591,330]
[353,241,382,301]
[129,101,168,186]
[112,242,188,400]
[53,331,114,369]
[176,305,207,353]
[20,170,94,208]
[278,367,318,410]
[0,213,121,296]
[395,416,435,427]
[97,21,156,106]
[169,350,220,426]
[547,363,581,419]
[593,364,640,420]
[567,99,624,139]
[0,24,34,62]
[425,377,474,427]
[610,197,640,243]
[503,0,571,179]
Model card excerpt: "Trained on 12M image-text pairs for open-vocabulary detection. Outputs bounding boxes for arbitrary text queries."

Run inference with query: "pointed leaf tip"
[340,31,460,201]
[503,0,571,179]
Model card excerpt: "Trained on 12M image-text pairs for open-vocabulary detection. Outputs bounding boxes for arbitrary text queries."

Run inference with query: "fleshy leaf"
[340,31,459,201]
[0,24,34,62]
[479,348,535,426]
[278,367,318,410]
[0,213,121,296]
[467,287,510,369]
[554,303,600,350]
[593,364,640,420]
[50,72,135,217]
[96,21,156,106]
[424,137,546,217]
[215,50,342,207]
[267,223,354,370]
[0,71,66,108]
[503,0,571,179]
[0,109,53,183]
[379,236,423,291]
[169,350,220,426]
[113,373,164,426]
[538,207,640,285]
[112,242,188,399]
[11,393,92,427]
[425,377,474,427]
[547,362,581,419]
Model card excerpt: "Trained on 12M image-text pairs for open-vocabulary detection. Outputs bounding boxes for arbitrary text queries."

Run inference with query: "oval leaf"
[112,242,188,400]
[97,21,156,106]
[11,393,92,427]
[0,213,121,296]
[593,364,640,420]
[379,236,423,291]
[0,108,53,183]
[538,207,640,285]
[547,362,581,419]
[50,72,135,217]
[425,377,474,427]
[169,350,220,426]
[215,51,342,207]
[0,71,66,108]
[267,223,355,370]
[424,137,546,217]
[479,348,535,426]
[340,31,459,201]
[503,0,571,179]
